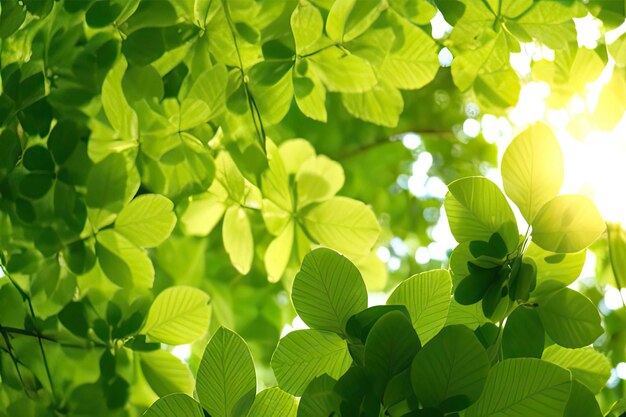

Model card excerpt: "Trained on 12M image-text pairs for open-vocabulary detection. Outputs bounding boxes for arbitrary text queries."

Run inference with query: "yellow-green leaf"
[96,229,154,288]
[223,206,253,275]
[387,269,452,343]
[265,221,294,282]
[247,388,297,417]
[296,155,345,207]
[303,196,380,256]
[196,327,256,417]
[115,194,176,248]
[542,345,611,394]
[502,123,564,223]
[444,177,518,251]
[532,195,605,253]
[291,1,323,54]
[141,286,211,345]
[140,350,194,397]
[271,329,352,396]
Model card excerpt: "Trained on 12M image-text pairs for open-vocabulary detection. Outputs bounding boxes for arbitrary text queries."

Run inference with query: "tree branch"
[337,129,455,160]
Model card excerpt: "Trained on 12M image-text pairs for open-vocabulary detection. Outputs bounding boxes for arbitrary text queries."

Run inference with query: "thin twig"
[2,326,106,350]
[220,0,267,152]
[0,324,31,396]
[1,265,56,403]
[337,129,455,160]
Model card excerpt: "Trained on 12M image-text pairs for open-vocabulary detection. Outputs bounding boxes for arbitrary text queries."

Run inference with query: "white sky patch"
[616,362,626,380]
[388,257,401,272]
[438,47,453,67]
[281,316,308,337]
[463,119,481,138]
[604,287,626,311]
[368,292,388,307]
[402,133,421,150]
[415,247,430,264]
[431,10,452,39]
[574,14,603,49]
[376,246,391,263]
[171,344,191,363]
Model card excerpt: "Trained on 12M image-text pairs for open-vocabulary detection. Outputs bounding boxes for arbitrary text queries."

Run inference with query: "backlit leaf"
[196,327,256,417]
[292,248,367,335]
[387,269,451,343]
[271,329,352,396]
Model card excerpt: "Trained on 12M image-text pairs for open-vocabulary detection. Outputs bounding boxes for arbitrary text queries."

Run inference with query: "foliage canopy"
[1,0,626,416]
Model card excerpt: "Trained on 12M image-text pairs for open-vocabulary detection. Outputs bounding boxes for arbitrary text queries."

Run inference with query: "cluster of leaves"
[447,122,606,328]
[147,245,614,417]
[1,0,625,415]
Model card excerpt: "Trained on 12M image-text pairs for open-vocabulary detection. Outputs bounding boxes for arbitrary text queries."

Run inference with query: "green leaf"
[542,345,611,394]
[140,132,215,200]
[143,393,204,417]
[445,300,489,330]
[364,311,420,397]
[467,358,571,417]
[140,350,194,397]
[264,221,294,282]
[388,0,437,24]
[0,0,26,38]
[115,194,176,248]
[223,206,253,275]
[532,195,605,253]
[102,57,138,140]
[514,2,578,50]
[293,69,328,122]
[292,248,368,335]
[411,325,489,412]
[179,194,226,237]
[379,11,439,90]
[608,222,626,291]
[341,80,403,127]
[524,242,586,294]
[247,388,297,417]
[502,306,544,359]
[181,64,228,121]
[309,48,377,93]
[59,302,89,338]
[538,288,603,348]
[387,269,451,343]
[86,153,139,230]
[271,329,352,396]
[501,123,564,223]
[248,61,294,125]
[291,1,323,53]
[261,140,292,211]
[196,327,256,417]
[564,381,603,417]
[297,375,341,417]
[452,32,508,92]
[345,305,411,344]
[141,286,211,345]
[326,0,384,43]
[303,196,380,256]
[444,177,518,251]
[96,229,154,288]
